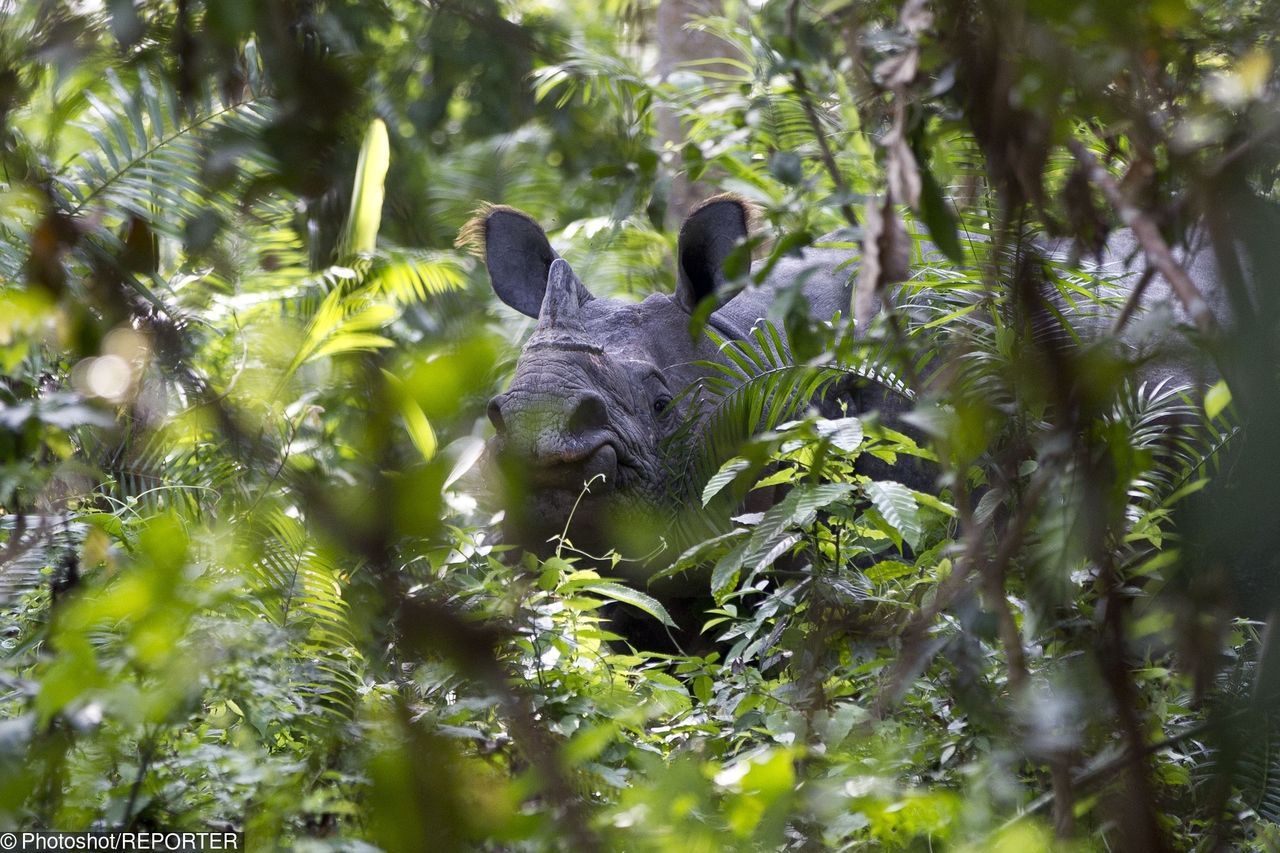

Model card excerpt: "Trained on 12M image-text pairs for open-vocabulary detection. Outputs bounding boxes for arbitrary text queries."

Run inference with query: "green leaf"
[373,250,466,304]
[382,369,437,462]
[918,157,963,264]
[313,331,395,359]
[703,457,750,506]
[78,512,126,540]
[539,556,572,591]
[652,528,748,582]
[742,483,855,571]
[914,491,957,518]
[1164,477,1209,506]
[711,540,749,602]
[575,580,676,627]
[864,481,922,551]
[864,559,915,584]
[1205,379,1232,420]
[442,436,486,490]
[563,721,620,766]
[816,416,864,453]
[339,118,390,257]
[752,466,799,490]
[289,287,399,373]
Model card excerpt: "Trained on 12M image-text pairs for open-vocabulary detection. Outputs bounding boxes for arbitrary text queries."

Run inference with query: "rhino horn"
[537,258,586,331]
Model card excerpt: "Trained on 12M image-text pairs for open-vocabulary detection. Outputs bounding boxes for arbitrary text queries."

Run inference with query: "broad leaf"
[703,456,751,506]
[864,481,922,551]
[339,118,390,257]
[742,483,856,572]
[572,580,676,627]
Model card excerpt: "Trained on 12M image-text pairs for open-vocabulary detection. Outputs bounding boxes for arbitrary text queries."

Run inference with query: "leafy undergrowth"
[3,402,1274,851]
[3,0,1280,850]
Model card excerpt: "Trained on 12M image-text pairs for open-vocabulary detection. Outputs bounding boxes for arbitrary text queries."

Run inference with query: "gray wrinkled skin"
[476,197,867,557]
[502,305,710,484]
[474,198,1221,559]
[487,262,737,555]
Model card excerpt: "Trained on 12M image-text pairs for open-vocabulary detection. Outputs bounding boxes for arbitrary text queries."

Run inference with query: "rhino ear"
[674,194,754,313]
[459,205,591,317]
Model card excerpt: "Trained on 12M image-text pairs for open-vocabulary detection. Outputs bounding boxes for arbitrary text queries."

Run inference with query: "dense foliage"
[2,0,1279,849]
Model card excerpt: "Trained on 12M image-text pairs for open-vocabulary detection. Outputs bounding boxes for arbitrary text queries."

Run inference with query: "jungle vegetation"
[2,0,1280,850]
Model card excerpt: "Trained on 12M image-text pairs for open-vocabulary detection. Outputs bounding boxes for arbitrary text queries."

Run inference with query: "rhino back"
[1042,228,1228,390]
[712,246,856,337]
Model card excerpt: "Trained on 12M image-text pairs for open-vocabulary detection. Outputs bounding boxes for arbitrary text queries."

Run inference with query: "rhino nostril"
[487,396,507,433]
[567,394,608,435]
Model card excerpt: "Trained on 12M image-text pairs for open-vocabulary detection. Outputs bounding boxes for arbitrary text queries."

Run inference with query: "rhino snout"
[486,394,508,433]
[489,391,609,435]
[488,390,622,471]
[564,393,608,435]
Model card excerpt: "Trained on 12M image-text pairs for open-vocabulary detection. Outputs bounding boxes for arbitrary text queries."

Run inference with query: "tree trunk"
[655,0,726,229]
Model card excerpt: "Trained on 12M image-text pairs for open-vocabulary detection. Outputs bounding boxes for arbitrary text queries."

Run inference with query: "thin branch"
[1008,718,1216,826]
[120,729,157,829]
[1109,266,1156,336]
[981,537,1028,694]
[1049,758,1075,839]
[1206,107,1280,180]
[871,469,1051,719]
[1095,551,1170,851]
[1066,138,1216,336]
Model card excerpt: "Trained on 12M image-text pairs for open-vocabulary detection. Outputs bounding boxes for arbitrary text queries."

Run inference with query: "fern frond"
[1097,374,1241,565]
[0,515,82,610]
[95,420,242,517]
[369,248,467,305]
[239,506,364,723]
[56,66,272,241]
[531,47,652,119]
[671,321,911,523]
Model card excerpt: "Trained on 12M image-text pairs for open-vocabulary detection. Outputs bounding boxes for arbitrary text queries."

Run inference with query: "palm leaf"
[240,506,364,723]
[0,515,82,611]
[57,66,272,241]
[674,320,910,495]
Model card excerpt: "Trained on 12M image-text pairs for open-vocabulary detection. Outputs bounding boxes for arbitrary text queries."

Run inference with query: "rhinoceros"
[466,196,915,561]
[465,196,1228,622]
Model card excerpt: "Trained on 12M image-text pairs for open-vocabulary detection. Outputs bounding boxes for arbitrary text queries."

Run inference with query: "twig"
[981,527,1028,695]
[973,469,1050,692]
[120,729,157,828]
[1206,109,1280,181]
[1007,718,1216,827]
[1095,552,1170,851]
[1049,758,1075,839]
[1110,266,1156,336]
[552,473,606,559]
[870,469,1051,718]
[1067,138,1216,336]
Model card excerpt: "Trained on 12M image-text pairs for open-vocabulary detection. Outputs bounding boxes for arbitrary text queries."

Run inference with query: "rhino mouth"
[492,438,659,554]
[526,442,622,492]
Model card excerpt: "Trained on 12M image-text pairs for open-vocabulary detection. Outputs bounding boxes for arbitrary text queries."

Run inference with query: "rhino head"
[467,197,754,558]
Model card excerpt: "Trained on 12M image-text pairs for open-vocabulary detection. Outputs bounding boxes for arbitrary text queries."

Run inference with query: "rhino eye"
[653,395,672,416]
